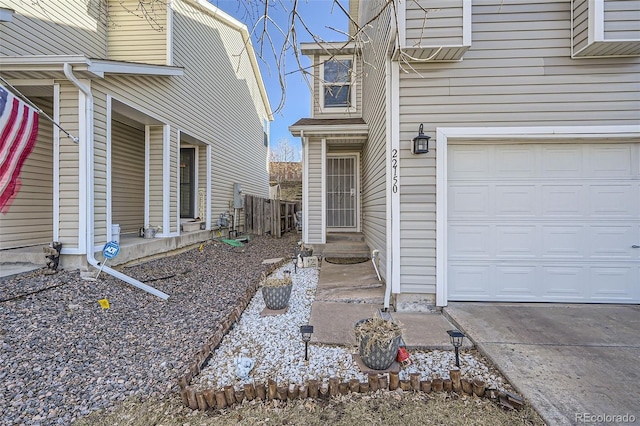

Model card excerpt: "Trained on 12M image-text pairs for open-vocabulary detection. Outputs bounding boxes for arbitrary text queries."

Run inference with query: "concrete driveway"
[444,303,640,425]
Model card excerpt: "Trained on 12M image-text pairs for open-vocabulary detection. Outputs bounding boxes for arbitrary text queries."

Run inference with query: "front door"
[326,156,358,231]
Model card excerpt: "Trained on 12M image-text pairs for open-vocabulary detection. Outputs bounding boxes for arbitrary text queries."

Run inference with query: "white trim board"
[435,125,640,307]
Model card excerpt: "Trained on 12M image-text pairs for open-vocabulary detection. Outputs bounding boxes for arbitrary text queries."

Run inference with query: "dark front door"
[180,148,195,218]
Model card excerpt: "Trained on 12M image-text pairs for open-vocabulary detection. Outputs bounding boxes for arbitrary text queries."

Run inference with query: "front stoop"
[320,233,370,259]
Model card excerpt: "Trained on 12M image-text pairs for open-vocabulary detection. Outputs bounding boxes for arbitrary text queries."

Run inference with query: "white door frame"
[436,125,640,307]
[325,152,361,233]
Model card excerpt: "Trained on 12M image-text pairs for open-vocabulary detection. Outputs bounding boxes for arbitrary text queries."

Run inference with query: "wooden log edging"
[175,259,522,411]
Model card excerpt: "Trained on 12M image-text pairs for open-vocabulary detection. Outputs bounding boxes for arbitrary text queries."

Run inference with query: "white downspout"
[63,63,169,300]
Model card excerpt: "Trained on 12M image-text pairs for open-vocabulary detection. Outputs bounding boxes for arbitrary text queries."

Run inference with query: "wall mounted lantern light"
[412,123,431,154]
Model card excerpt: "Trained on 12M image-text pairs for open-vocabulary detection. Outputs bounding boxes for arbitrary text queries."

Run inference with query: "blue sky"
[212,1,349,161]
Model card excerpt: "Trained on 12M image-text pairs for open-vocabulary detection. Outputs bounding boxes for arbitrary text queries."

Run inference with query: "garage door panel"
[495,225,537,258]
[541,266,588,299]
[449,225,491,257]
[448,147,490,177]
[448,265,490,297]
[495,146,536,177]
[541,185,585,216]
[590,266,637,301]
[495,185,537,216]
[588,145,633,177]
[542,146,583,177]
[590,184,636,217]
[448,142,639,304]
[542,225,586,258]
[494,265,539,297]
[590,226,634,259]
[449,185,490,216]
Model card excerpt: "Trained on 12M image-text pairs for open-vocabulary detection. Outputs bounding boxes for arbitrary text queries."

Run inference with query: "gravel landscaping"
[0,233,298,425]
[2,232,524,426]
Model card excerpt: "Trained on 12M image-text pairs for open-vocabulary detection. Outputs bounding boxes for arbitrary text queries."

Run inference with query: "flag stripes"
[0,86,40,213]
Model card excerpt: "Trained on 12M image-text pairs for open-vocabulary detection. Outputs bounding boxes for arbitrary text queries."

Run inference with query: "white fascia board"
[88,59,184,76]
[435,124,640,307]
[302,137,309,243]
[288,124,369,136]
[300,41,358,56]
[397,0,406,49]
[462,0,472,46]
[0,55,184,77]
[589,0,605,42]
[390,61,401,296]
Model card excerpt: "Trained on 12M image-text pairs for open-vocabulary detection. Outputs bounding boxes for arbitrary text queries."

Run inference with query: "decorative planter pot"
[355,318,403,370]
[262,283,292,310]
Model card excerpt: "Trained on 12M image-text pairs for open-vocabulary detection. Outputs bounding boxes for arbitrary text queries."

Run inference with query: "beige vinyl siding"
[0,96,53,249]
[307,139,323,243]
[405,0,464,47]
[604,0,640,40]
[148,125,164,230]
[107,0,168,65]
[111,120,145,234]
[359,0,393,280]
[57,81,81,249]
[0,0,107,57]
[572,0,589,53]
[398,0,640,295]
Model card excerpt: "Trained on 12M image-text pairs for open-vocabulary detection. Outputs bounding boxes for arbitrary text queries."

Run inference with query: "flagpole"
[0,76,79,143]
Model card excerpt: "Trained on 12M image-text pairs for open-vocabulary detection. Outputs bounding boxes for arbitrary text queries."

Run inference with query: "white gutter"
[63,63,169,300]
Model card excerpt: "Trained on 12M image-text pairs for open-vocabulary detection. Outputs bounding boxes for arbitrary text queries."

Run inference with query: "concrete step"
[322,241,370,259]
[326,232,365,243]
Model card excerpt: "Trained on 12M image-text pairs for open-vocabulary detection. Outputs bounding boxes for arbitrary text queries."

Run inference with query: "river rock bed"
[0,234,298,426]
[193,264,507,393]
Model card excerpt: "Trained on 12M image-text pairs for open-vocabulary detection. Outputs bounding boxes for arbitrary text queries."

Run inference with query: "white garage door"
[447,142,640,303]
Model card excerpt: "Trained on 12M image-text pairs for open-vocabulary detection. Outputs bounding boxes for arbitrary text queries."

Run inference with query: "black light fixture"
[300,325,314,361]
[412,123,431,154]
[447,329,465,368]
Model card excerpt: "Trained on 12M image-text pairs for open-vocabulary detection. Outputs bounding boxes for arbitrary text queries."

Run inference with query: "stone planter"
[355,318,403,370]
[262,282,292,310]
[261,273,293,312]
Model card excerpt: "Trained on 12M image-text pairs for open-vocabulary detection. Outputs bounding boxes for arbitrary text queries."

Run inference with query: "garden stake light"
[300,325,313,361]
[447,329,465,368]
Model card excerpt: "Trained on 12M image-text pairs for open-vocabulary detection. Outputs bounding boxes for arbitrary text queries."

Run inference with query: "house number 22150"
[392,149,398,193]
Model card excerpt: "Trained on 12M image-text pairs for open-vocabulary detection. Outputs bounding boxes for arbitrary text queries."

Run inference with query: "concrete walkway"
[309,260,471,350]
[444,303,640,425]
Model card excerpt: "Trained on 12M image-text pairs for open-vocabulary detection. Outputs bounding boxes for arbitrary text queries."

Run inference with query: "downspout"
[63,63,169,300]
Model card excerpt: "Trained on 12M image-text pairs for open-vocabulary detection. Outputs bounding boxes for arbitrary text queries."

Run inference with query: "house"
[290,0,640,308]
[0,0,272,290]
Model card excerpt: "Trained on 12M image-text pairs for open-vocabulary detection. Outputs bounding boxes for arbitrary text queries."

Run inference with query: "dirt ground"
[77,390,545,426]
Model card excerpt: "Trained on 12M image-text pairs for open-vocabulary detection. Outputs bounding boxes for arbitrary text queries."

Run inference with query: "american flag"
[0,85,39,214]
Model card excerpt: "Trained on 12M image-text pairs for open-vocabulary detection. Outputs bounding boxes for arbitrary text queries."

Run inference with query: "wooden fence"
[244,195,300,237]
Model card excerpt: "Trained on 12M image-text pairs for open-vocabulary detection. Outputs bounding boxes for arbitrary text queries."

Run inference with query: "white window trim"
[435,125,640,308]
[319,56,357,114]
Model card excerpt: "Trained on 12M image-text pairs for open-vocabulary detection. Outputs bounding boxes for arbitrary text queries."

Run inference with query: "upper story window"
[321,57,355,111]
